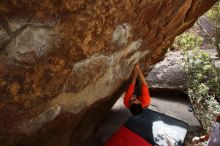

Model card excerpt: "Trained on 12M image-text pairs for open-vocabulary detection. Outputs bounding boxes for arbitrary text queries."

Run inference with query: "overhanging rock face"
[0,0,218,146]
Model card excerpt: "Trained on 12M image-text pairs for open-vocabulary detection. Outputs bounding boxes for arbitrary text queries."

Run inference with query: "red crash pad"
[104,126,152,146]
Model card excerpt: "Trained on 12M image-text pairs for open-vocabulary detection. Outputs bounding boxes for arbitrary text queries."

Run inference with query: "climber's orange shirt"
[124,83,151,108]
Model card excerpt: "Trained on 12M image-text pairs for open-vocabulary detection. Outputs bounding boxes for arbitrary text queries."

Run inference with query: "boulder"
[0,0,218,146]
[146,48,220,92]
[147,50,187,92]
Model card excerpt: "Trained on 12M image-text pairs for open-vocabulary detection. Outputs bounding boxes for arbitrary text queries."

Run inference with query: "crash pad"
[125,109,188,146]
[104,126,152,146]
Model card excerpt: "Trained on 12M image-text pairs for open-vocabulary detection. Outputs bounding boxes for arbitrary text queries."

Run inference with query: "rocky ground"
[94,92,202,146]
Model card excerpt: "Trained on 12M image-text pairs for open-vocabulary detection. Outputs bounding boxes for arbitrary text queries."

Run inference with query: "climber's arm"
[136,64,147,85]
[124,69,138,108]
[139,84,151,108]
[200,134,210,141]
[136,64,151,107]
[192,133,210,144]
[131,67,138,85]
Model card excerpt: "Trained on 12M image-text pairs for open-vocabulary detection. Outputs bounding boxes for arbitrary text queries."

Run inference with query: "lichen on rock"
[3,25,58,66]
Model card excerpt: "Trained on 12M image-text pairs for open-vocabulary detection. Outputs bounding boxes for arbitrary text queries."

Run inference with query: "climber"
[192,114,220,146]
[124,63,151,115]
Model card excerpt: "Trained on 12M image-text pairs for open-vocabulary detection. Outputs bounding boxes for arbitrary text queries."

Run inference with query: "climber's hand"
[192,136,201,144]
[133,66,138,76]
[165,138,173,146]
[135,63,140,70]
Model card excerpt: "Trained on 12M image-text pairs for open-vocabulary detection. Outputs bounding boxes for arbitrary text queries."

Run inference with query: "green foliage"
[206,2,220,23]
[174,33,203,51]
[175,31,220,131]
[181,48,220,99]
[173,2,220,131]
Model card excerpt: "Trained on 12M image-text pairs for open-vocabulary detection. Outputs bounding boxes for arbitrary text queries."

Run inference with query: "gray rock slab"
[147,50,187,91]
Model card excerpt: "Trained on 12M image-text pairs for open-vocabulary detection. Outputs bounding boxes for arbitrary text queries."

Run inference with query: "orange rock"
[0,0,218,145]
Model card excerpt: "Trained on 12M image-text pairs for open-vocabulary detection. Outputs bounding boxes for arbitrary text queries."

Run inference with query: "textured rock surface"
[147,50,187,92]
[0,0,218,146]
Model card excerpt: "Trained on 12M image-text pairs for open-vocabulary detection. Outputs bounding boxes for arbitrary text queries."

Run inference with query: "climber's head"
[129,96,143,115]
[130,95,141,104]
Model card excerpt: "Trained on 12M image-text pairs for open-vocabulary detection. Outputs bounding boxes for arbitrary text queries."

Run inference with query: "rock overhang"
[0,0,218,145]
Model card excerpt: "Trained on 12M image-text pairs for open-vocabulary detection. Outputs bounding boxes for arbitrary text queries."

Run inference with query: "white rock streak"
[18,105,61,135]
